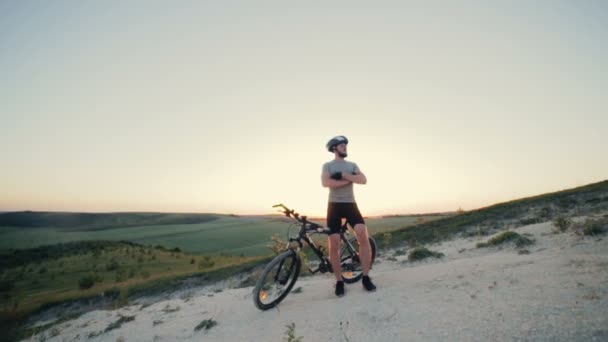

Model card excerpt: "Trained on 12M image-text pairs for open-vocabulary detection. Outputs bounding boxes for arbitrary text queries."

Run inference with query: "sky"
[1,1,607,217]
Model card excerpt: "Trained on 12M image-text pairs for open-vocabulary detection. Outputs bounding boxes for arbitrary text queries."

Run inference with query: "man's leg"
[328,233,342,281]
[354,224,376,291]
[353,224,371,275]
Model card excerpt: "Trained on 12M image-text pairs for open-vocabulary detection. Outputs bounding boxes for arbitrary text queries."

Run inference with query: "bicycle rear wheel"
[253,250,301,310]
[340,236,377,284]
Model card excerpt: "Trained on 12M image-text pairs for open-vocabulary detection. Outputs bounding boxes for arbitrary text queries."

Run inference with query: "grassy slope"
[0,241,266,324]
[382,180,608,248]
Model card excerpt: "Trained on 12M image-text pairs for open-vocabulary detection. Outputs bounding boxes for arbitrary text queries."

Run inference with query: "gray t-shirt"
[322,160,361,203]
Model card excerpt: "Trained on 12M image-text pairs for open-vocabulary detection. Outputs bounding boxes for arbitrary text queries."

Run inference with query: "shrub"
[382,233,392,246]
[552,216,571,232]
[267,234,287,255]
[476,231,534,249]
[557,197,577,209]
[194,319,217,332]
[198,256,215,270]
[408,247,444,261]
[106,258,120,271]
[115,270,127,283]
[539,207,552,220]
[105,315,135,332]
[79,275,97,289]
[283,322,303,342]
[393,249,407,257]
[583,219,607,236]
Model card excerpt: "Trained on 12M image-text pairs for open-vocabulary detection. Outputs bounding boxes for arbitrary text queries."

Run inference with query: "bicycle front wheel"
[253,250,301,310]
[340,236,377,284]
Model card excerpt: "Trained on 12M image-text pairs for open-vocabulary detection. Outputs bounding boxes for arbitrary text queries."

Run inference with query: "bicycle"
[253,204,377,310]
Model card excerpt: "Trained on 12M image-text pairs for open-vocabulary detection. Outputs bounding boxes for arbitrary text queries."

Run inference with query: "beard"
[338,151,348,158]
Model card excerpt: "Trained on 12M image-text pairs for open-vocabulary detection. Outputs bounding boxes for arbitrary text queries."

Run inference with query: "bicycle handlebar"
[272,203,331,234]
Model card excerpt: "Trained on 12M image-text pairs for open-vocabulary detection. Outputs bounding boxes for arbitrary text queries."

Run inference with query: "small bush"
[465,227,490,237]
[393,249,407,257]
[50,327,60,337]
[106,258,120,271]
[267,234,287,255]
[408,247,444,262]
[552,216,571,232]
[539,207,552,220]
[198,256,215,269]
[382,233,392,246]
[105,315,135,332]
[283,322,303,342]
[180,291,194,302]
[194,319,217,332]
[78,275,96,289]
[112,287,130,308]
[476,231,534,249]
[557,197,577,209]
[115,270,127,283]
[583,219,607,236]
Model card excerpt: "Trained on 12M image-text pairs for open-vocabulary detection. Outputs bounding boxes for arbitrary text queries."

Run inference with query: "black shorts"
[326,202,365,235]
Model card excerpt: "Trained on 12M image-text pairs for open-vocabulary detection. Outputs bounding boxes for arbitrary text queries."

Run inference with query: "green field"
[0,215,446,256]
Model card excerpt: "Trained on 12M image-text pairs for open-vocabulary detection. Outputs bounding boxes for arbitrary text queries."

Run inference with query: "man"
[321,135,376,297]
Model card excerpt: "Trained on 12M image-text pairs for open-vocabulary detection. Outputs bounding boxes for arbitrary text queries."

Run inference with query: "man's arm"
[321,171,351,188]
[342,171,367,184]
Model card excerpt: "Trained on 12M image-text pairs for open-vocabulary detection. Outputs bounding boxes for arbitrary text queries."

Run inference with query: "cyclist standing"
[321,135,376,297]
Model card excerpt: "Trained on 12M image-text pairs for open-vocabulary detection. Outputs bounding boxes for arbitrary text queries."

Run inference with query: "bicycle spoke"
[256,254,298,306]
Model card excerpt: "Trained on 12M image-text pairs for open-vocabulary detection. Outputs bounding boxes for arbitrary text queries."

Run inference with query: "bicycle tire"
[253,249,301,310]
[340,236,377,284]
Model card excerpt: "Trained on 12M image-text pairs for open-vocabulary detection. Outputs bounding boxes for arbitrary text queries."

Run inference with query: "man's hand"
[342,171,367,184]
[330,172,342,180]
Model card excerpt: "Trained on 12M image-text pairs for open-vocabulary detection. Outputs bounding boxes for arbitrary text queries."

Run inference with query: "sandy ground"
[24,220,608,342]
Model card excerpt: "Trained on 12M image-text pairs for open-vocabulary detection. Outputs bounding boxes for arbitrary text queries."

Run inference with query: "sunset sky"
[1,1,607,217]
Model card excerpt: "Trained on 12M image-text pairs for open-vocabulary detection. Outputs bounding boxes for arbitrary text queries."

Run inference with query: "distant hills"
[0,212,220,231]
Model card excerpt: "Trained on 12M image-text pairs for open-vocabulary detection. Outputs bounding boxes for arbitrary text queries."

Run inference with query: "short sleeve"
[353,163,360,174]
[322,163,329,174]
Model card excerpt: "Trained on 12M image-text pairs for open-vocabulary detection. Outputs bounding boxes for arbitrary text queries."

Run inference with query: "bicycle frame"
[273,203,360,275]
